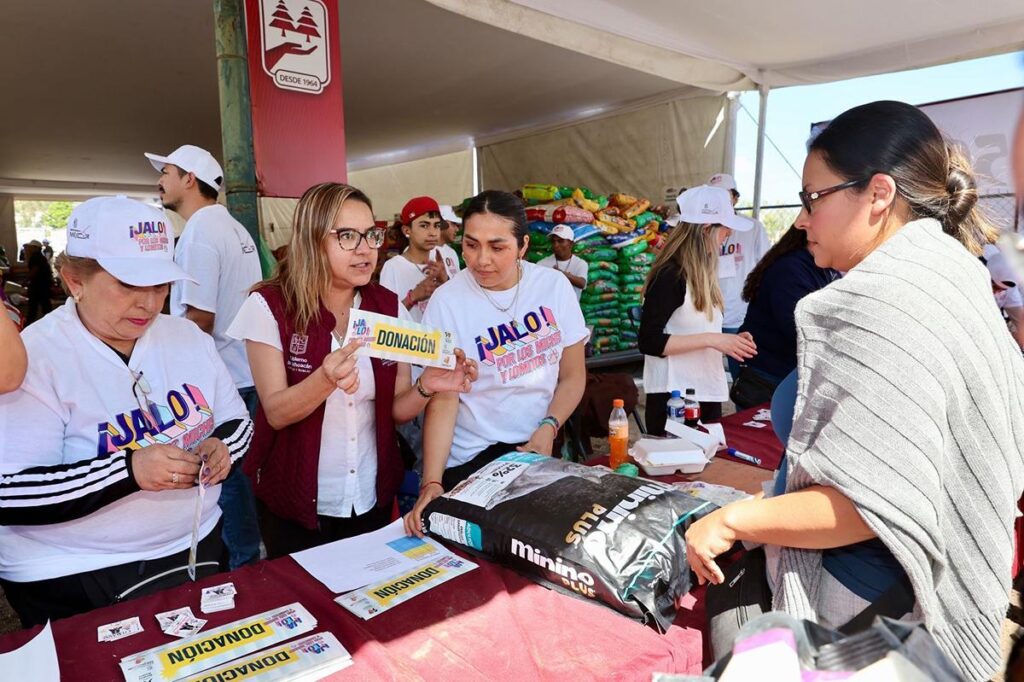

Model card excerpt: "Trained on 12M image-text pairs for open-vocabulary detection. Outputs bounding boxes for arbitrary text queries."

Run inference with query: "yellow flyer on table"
[119,603,315,682]
[345,309,456,369]
[335,553,477,620]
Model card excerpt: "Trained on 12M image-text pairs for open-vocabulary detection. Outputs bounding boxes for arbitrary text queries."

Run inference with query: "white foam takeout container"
[632,438,709,475]
[631,421,728,476]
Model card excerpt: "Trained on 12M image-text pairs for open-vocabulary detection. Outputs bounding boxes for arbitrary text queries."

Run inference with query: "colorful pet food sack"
[424,453,713,632]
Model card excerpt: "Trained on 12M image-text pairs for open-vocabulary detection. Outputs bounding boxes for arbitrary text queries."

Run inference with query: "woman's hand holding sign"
[420,348,478,395]
[320,339,365,394]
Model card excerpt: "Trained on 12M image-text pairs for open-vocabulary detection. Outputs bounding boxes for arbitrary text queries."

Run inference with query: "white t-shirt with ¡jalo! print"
[0,300,247,582]
[421,261,589,467]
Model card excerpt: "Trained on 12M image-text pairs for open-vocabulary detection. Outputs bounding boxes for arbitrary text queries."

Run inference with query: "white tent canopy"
[1,1,1021,218]
[428,0,1023,213]
[430,0,1024,90]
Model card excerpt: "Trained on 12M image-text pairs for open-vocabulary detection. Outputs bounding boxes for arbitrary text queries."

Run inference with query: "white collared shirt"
[228,292,411,517]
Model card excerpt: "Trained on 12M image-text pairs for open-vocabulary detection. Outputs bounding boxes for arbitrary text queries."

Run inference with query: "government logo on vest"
[289,333,308,355]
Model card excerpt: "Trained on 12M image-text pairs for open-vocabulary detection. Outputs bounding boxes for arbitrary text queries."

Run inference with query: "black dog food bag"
[424,453,713,632]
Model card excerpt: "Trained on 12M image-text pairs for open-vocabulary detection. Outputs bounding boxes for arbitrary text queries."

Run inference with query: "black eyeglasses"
[329,226,387,251]
[798,178,866,214]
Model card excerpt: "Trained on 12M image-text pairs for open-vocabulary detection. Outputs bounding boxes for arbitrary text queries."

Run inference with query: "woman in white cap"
[0,196,253,626]
[638,185,757,436]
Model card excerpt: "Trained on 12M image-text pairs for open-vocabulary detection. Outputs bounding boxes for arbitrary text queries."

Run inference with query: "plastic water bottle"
[608,399,629,469]
[666,390,685,426]
[683,388,701,428]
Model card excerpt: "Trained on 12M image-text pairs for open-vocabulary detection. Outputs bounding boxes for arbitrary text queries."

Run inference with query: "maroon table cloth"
[0,553,710,680]
[0,410,786,679]
[713,405,785,471]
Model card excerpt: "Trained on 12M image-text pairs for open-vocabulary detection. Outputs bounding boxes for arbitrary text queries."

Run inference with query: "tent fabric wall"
[479,94,731,203]
[349,149,474,223]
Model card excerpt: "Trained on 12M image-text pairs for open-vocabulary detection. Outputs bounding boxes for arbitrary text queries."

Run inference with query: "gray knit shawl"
[773,219,1024,681]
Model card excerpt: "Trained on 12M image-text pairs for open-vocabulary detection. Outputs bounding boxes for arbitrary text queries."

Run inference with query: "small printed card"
[753,409,772,422]
[155,607,193,632]
[98,617,143,642]
[200,583,237,614]
[743,420,767,429]
[345,309,456,369]
[167,615,207,638]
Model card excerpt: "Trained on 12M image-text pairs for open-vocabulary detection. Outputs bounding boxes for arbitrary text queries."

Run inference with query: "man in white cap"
[706,173,770,376]
[537,224,588,300]
[145,144,262,569]
[437,205,463,281]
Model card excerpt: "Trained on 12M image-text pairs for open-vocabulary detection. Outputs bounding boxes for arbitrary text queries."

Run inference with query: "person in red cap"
[379,196,449,323]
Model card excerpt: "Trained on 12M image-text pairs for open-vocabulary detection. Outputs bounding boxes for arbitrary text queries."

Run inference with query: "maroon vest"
[244,283,403,530]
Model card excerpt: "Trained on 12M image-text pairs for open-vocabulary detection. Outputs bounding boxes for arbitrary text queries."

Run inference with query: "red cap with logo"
[401,196,441,225]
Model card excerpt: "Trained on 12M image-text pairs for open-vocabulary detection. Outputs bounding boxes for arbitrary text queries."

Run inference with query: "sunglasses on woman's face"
[798,178,866,214]
[329,226,387,251]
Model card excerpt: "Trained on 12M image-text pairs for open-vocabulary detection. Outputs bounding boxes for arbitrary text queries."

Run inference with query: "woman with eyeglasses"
[403,190,589,538]
[638,185,758,437]
[0,196,252,627]
[228,183,477,557]
[685,101,1024,681]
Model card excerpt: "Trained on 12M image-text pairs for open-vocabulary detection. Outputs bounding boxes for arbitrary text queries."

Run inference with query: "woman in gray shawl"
[685,100,1024,681]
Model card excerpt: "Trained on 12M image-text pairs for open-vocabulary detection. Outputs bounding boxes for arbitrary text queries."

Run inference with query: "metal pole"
[213,0,264,270]
[752,78,770,220]
[724,92,740,177]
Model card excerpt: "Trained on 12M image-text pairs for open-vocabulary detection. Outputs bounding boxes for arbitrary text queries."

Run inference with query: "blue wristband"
[539,416,560,434]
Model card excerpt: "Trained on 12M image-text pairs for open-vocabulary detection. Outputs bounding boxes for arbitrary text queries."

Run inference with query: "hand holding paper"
[321,339,365,394]
[420,348,478,395]
[345,309,457,369]
[194,438,229,487]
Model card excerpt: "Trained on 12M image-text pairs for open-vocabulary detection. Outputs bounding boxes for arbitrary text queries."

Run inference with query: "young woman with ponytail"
[685,100,1024,681]
[638,185,757,436]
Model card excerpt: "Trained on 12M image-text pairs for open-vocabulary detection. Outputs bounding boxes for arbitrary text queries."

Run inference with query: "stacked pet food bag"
[519,184,666,355]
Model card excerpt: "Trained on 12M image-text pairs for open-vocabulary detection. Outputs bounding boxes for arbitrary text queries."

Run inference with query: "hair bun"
[943,166,977,227]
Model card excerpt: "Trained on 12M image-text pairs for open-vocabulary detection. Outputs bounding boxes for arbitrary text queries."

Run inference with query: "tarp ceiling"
[435,0,1024,89]
[1,0,1022,197]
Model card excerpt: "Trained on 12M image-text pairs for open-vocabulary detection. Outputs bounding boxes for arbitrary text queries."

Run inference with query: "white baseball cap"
[707,173,738,192]
[66,196,196,286]
[668,185,752,231]
[549,224,576,242]
[144,145,224,192]
[439,205,462,224]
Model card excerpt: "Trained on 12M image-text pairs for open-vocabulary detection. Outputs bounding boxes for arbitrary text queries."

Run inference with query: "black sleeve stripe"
[0,468,130,507]
[226,422,253,465]
[220,418,254,450]
[0,454,140,526]
[1,451,128,487]
[2,460,128,497]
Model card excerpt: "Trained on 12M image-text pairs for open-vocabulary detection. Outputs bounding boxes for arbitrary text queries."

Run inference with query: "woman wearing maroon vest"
[228,183,477,557]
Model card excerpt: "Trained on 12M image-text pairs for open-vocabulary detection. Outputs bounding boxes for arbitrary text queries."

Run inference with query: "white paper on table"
[291,518,444,593]
[663,421,727,459]
[0,621,59,681]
